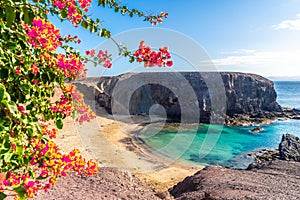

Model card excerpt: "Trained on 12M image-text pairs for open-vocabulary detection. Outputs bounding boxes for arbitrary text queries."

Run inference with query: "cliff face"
[75,72,281,123]
[220,72,280,115]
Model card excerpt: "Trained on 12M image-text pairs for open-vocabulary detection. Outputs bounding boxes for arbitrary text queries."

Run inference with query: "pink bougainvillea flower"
[24,17,62,52]
[56,53,86,79]
[90,49,96,57]
[15,66,21,75]
[51,0,92,24]
[31,64,39,75]
[166,61,173,67]
[85,49,112,68]
[32,79,38,85]
[11,144,16,151]
[133,41,173,67]
[17,106,25,111]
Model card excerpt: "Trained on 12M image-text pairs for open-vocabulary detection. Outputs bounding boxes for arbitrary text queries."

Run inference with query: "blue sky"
[50,0,300,78]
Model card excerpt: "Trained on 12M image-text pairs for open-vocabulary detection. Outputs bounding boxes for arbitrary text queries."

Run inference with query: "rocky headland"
[74,72,300,126]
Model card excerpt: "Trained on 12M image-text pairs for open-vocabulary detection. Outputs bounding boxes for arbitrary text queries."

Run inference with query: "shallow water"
[140,81,300,168]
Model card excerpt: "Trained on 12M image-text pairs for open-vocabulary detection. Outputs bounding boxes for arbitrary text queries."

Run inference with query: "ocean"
[140,81,300,169]
[276,81,300,110]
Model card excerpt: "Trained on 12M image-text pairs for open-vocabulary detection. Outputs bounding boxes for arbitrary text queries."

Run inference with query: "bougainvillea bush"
[0,0,171,199]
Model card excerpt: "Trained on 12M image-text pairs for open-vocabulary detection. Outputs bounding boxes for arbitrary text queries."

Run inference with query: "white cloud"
[273,14,300,30]
[220,49,257,55]
[200,50,300,76]
[210,51,274,66]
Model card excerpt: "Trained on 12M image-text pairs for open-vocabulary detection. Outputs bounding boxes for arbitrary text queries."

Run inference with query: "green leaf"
[36,175,48,180]
[98,0,107,7]
[4,152,13,163]
[26,102,34,110]
[5,6,16,27]
[0,84,5,101]
[0,68,8,80]
[7,101,18,116]
[14,185,27,200]
[23,7,34,25]
[55,118,63,129]
[129,56,135,63]
[81,20,88,29]
[19,84,30,92]
[98,29,111,38]
[89,24,96,33]
[0,192,7,200]
[16,145,23,154]
[33,0,45,3]
[60,9,68,19]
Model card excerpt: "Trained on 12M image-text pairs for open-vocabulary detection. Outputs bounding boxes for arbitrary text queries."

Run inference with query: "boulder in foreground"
[170,134,300,200]
[169,159,300,200]
[279,134,300,161]
[34,167,160,200]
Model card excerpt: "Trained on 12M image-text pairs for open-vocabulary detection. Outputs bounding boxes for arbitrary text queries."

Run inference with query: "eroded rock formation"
[74,72,282,123]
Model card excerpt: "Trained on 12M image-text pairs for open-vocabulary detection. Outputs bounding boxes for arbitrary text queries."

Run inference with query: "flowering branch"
[0,0,172,199]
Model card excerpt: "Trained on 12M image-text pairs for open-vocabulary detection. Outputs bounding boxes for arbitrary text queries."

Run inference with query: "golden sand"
[55,114,203,192]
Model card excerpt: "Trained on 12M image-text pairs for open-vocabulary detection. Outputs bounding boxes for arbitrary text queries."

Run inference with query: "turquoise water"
[140,81,300,169]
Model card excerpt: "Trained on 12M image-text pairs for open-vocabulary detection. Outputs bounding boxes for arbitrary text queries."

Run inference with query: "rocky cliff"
[74,72,282,123]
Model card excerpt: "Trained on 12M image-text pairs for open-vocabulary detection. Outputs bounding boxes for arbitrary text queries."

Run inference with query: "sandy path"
[55,114,203,192]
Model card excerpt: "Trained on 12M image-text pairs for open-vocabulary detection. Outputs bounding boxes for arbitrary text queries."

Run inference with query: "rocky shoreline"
[169,134,300,200]
[170,159,300,200]
[33,133,300,200]
[225,107,300,126]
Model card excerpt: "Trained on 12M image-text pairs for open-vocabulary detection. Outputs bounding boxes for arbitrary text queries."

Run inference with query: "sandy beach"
[54,114,203,192]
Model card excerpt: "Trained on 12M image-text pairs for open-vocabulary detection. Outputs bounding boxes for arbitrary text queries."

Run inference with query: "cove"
[138,81,300,169]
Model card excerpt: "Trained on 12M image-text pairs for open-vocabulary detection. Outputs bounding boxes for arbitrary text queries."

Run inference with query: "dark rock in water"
[247,133,300,169]
[292,116,300,120]
[279,134,300,161]
[247,149,280,169]
[250,127,264,133]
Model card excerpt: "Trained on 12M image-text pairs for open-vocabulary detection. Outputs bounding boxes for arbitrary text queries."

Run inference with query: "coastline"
[55,114,203,192]
[39,115,300,199]
[45,76,300,199]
